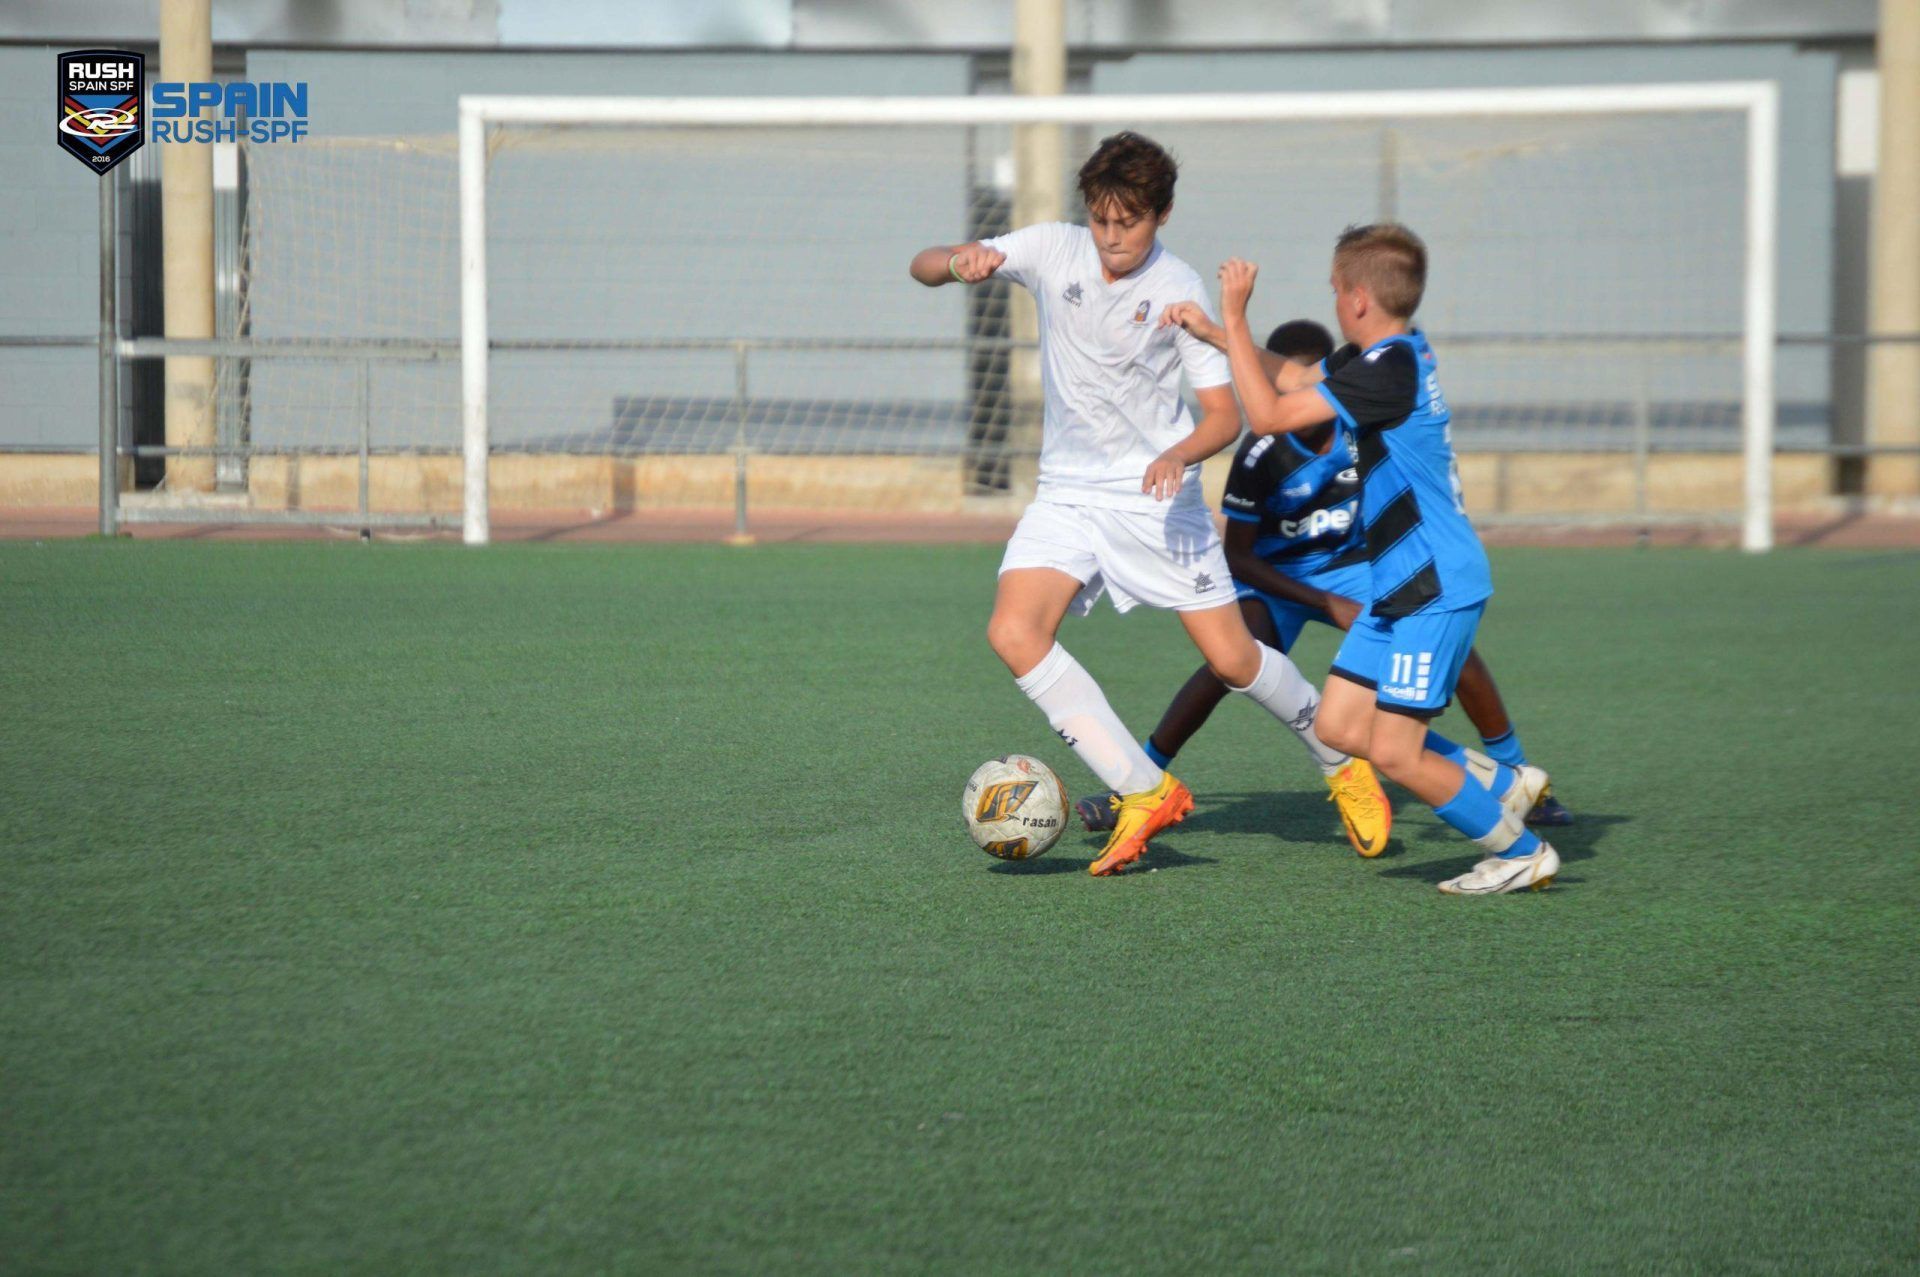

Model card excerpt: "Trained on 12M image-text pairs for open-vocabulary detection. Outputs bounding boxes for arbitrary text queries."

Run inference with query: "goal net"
[174,86,1781,546]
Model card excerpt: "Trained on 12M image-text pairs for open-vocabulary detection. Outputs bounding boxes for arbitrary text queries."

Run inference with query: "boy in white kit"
[910,132,1387,876]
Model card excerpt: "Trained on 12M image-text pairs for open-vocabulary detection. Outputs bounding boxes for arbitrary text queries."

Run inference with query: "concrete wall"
[234,49,976,455]
[0,39,1851,502]
[1092,42,1837,434]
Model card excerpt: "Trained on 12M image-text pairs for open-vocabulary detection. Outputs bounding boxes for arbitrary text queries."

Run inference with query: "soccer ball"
[961,755,1069,860]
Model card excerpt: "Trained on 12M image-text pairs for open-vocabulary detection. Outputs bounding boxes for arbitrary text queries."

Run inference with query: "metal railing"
[7,323,1920,538]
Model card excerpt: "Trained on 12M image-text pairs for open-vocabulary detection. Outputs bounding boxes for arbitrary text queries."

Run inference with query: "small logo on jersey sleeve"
[1063,282,1083,307]
[1131,301,1152,325]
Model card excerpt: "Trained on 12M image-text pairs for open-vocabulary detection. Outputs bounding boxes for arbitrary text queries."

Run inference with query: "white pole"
[458,83,1778,129]
[1741,84,1780,553]
[1866,0,1920,498]
[459,102,490,546]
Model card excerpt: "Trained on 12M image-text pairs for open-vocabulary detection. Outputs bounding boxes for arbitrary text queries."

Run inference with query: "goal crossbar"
[458,83,1780,548]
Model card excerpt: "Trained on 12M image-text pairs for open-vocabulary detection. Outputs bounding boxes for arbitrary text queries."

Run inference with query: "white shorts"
[998,498,1235,616]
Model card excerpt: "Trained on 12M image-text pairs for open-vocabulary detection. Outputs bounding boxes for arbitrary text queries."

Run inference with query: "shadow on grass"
[1192,788,1393,856]
[987,837,1218,876]
[1375,810,1631,888]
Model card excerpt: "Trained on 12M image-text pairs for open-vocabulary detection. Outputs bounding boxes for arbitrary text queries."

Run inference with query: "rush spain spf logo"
[58,49,144,174]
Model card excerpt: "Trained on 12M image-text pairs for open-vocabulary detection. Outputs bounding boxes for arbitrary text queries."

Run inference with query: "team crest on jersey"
[1131,301,1151,325]
[1063,282,1083,307]
[57,50,144,174]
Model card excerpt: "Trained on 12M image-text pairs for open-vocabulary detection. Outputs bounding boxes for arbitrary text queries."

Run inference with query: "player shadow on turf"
[1193,790,1396,856]
[1375,811,1630,888]
[987,840,1218,875]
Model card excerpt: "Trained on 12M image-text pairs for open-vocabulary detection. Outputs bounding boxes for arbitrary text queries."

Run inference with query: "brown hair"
[1077,131,1178,218]
[1332,223,1427,318]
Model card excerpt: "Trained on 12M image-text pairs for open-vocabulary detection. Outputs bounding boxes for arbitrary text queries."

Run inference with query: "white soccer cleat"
[1438,842,1560,895]
[1500,764,1551,824]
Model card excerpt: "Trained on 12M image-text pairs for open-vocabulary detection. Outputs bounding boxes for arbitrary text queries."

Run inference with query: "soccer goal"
[450,84,1779,549]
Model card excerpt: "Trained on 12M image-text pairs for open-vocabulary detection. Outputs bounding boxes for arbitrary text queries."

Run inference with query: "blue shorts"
[1234,559,1374,653]
[1330,603,1484,719]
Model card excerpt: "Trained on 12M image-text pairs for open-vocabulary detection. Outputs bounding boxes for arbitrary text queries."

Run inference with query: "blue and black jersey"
[1314,331,1492,618]
[1218,428,1365,577]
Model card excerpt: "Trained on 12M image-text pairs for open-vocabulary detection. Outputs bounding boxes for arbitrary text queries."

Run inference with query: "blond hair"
[1332,223,1427,319]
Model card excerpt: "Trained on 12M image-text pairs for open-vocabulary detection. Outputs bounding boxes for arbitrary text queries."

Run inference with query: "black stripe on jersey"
[1354,424,1390,481]
[1371,560,1442,619]
[1328,537,1371,569]
[1265,537,1342,563]
[1362,486,1423,563]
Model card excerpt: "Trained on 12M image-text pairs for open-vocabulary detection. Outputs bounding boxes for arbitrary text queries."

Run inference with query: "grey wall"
[1093,43,1836,335]
[1,0,1881,48]
[0,45,103,448]
[1092,42,1836,438]
[234,50,975,452]
[0,39,1852,452]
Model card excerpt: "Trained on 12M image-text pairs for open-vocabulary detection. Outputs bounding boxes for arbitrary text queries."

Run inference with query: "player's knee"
[1205,652,1258,689]
[1367,729,1424,780]
[1314,705,1366,757]
[985,613,1044,671]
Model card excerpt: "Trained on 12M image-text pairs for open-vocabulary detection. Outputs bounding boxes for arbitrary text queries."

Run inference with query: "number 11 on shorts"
[1389,651,1433,697]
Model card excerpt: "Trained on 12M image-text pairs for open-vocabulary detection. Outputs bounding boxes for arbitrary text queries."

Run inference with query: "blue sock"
[1432,777,1542,859]
[1143,737,1172,769]
[1428,730,1515,799]
[1423,730,1468,766]
[1496,828,1544,859]
[1481,727,1527,770]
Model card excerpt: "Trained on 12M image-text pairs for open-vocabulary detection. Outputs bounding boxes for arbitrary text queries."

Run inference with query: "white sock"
[1227,642,1349,775]
[1014,644,1163,795]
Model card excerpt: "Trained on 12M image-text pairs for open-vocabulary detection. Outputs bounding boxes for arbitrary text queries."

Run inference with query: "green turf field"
[3,540,1916,1273]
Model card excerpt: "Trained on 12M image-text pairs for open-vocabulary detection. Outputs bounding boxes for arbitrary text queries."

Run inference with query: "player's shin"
[1228,643,1348,775]
[1424,730,1515,797]
[1432,771,1543,861]
[1480,726,1529,770]
[1145,665,1234,767]
[1014,643,1163,795]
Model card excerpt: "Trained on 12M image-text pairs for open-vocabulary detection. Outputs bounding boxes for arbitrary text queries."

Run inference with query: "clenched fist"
[1217,258,1259,318]
[948,244,1006,284]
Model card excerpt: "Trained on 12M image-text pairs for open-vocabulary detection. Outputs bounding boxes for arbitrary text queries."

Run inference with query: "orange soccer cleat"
[1088,771,1194,876]
[1325,758,1392,858]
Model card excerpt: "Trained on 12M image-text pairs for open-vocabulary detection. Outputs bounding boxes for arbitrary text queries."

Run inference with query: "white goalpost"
[456,83,1779,549]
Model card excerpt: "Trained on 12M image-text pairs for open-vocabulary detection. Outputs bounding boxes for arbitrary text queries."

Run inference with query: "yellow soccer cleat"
[1088,771,1194,877]
[1325,758,1392,858]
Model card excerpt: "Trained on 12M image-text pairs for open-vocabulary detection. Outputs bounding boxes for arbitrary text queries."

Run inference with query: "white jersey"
[981,222,1232,514]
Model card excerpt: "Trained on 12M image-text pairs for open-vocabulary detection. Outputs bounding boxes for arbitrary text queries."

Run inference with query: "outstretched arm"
[909,242,1006,287]
[1223,520,1364,629]
[1216,259,1336,438]
[1160,301,1293,386]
